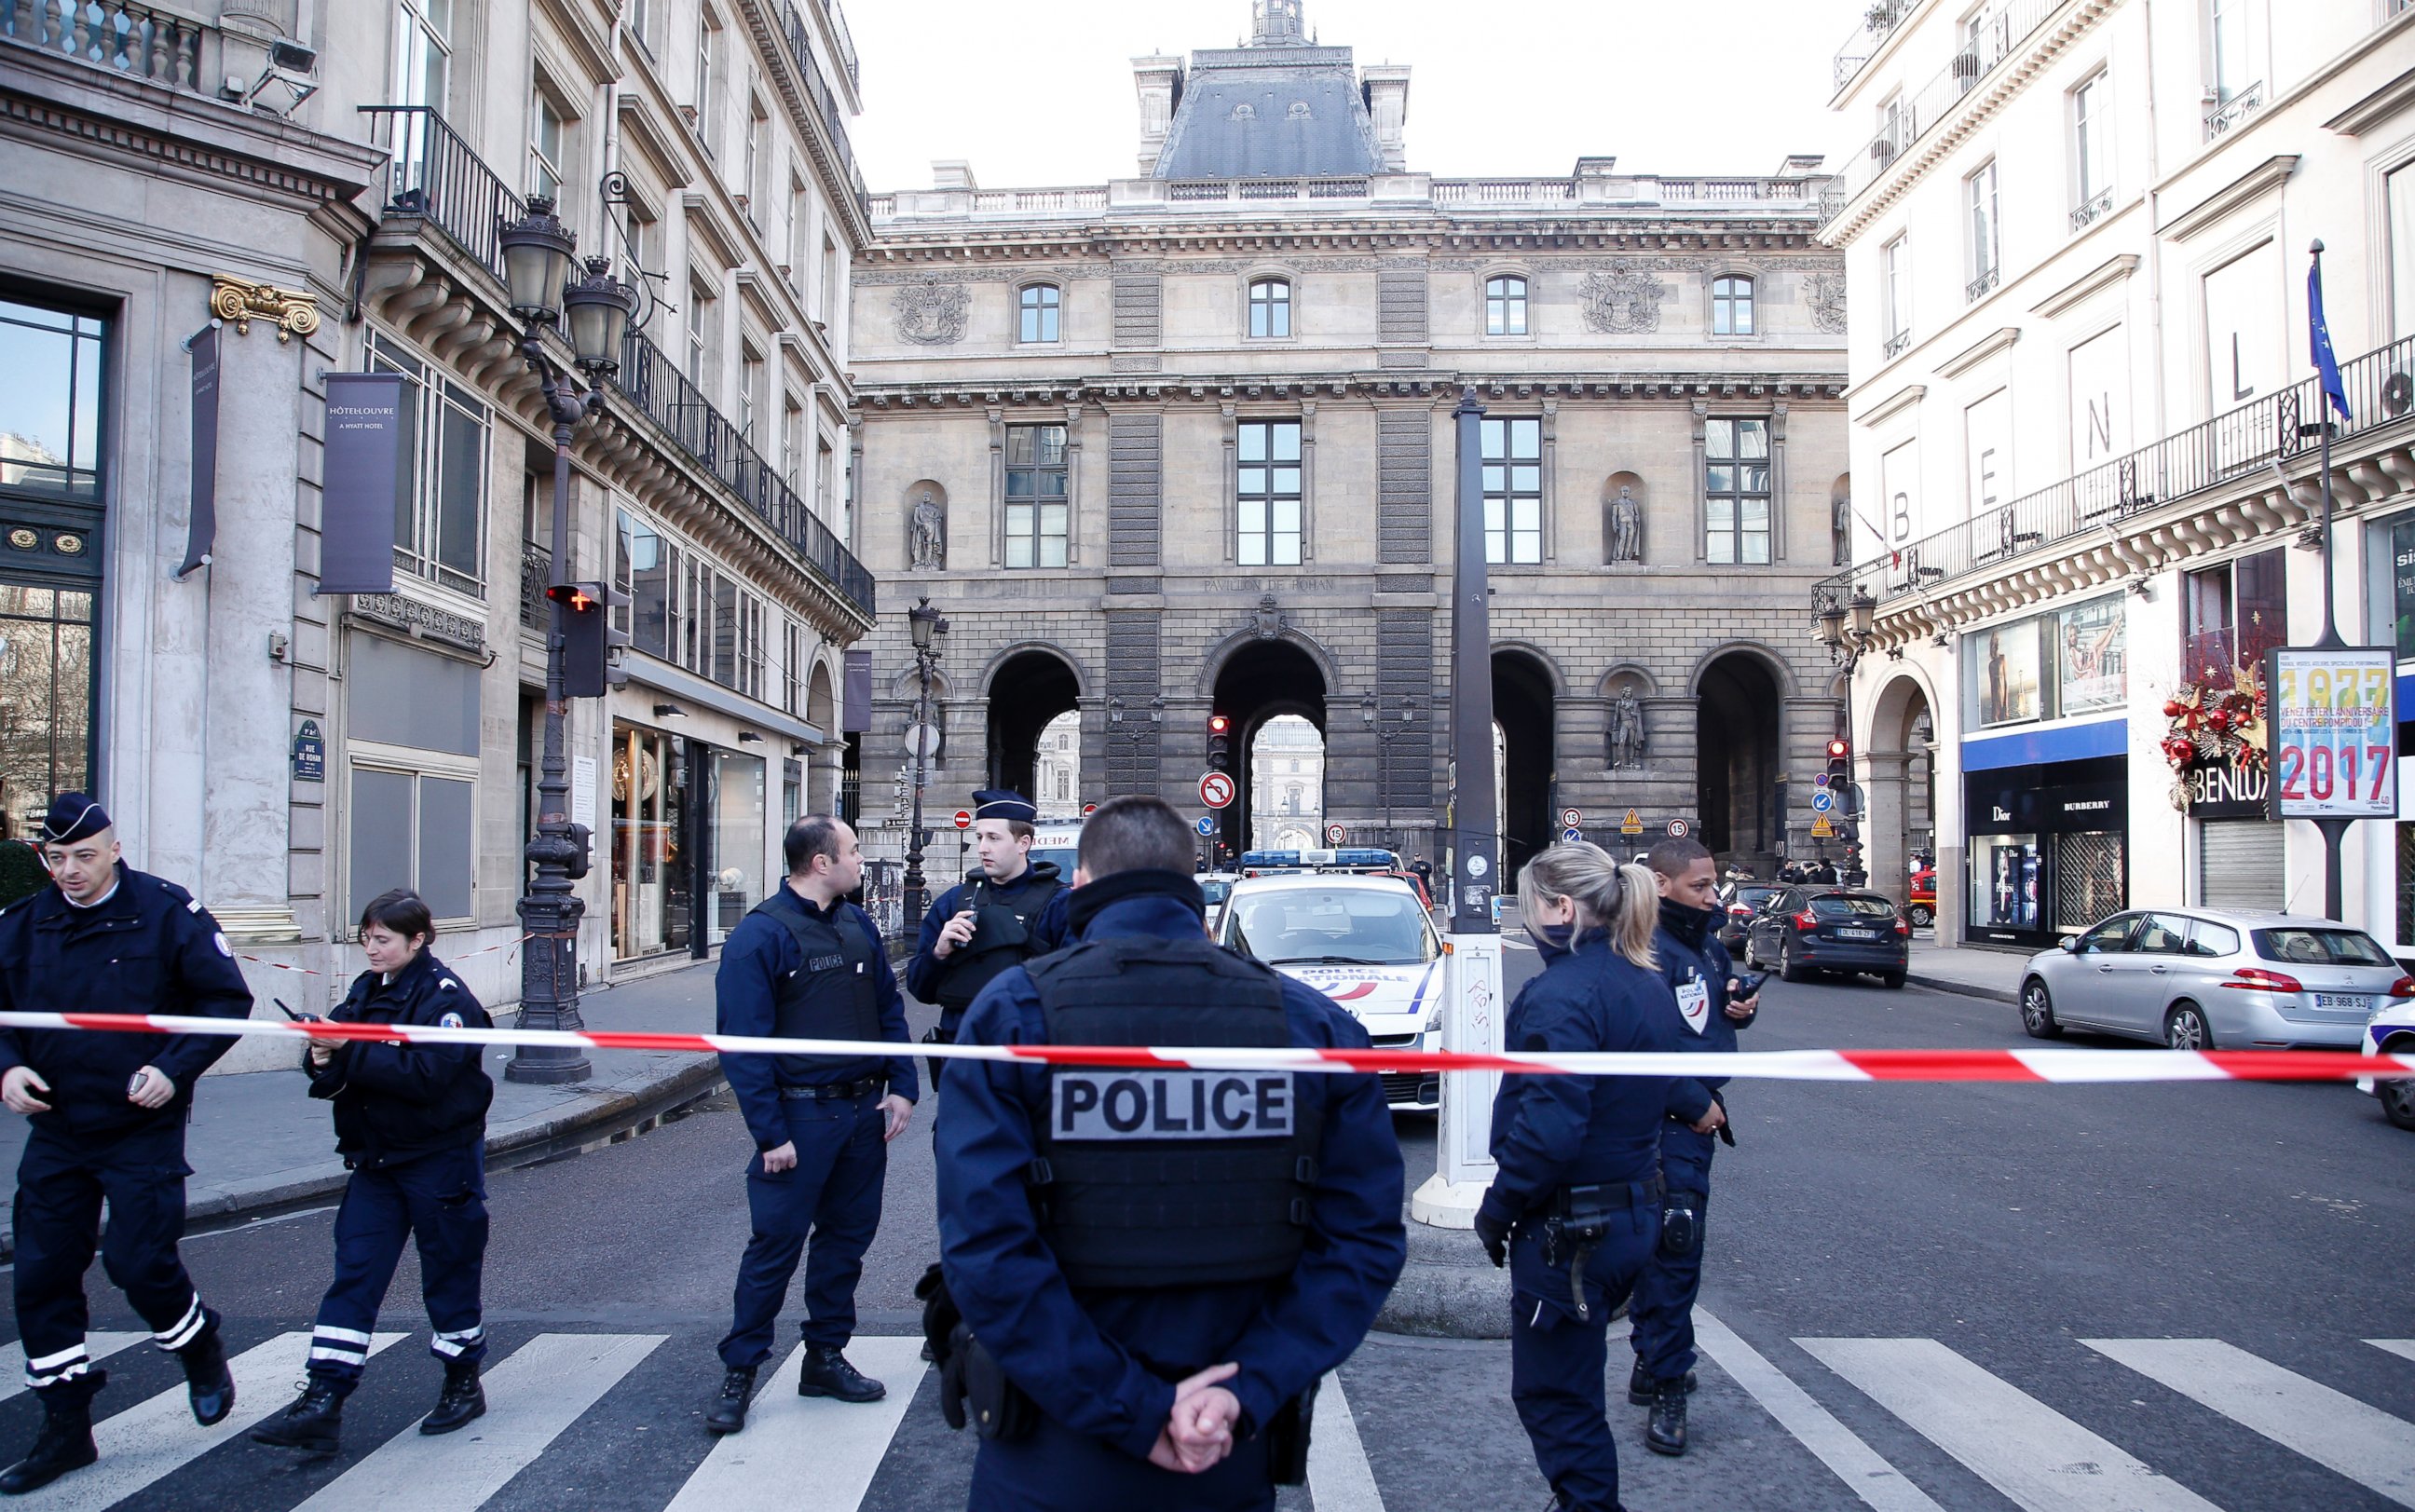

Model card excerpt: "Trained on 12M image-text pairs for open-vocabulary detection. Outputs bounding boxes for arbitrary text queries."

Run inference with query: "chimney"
[1133,55,1183,175]
[1361,65,1410,172]
[932,160,978,191]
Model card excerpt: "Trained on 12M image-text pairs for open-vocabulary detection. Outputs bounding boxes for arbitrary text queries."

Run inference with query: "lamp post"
[1814,588,1879,890]
[1362,693,1420,851]
[498,197,637,1085]
[901,594,947,933]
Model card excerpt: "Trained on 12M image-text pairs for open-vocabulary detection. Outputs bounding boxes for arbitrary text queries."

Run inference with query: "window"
[816,437,835,523]
[1056,771,1069,801]
[685,275,717,397]
[2204,239,2282,407]
[785,171,807,287]
[529,88,566,204]
[783,620,804,715]
[628,0,652,53]
[713,571,738,685]
[744,97,767,225]
[1485,276,1528,336]
[1018,284,1060,343]
[1704,417,1772,565]
[1882,235,1910,353]
[624,514,669,657]
[623,204,659,284]
[2389,162,2415,344]
[2072,73,2110,221]
[2209,0,2249,102]
[2182,548,2284,688]
[1480,417,1542,565]
[369,334,487,594]
[1248,278,1292,338]
[820,234,839,324]
[695,9,723,157]
[393,0,449,113]
[0,298,104,499]
[1004,425,1069,568]
[782,398,804,492]
[1965,160,1999,300]
[1236,419,1303,566]
[347,636,480,921]
[1712,275,1755,336]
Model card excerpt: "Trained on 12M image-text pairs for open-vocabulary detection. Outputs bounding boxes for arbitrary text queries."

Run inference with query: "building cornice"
[2028,252,2139,318]
[851,369,1849,411]
[1935,327,2021,379]
[1852,383,1927,428]
[2158,155,2299,242]
[863,216,1835,265]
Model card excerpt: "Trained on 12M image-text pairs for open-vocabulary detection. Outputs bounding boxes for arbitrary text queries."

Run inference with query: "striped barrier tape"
[0,1011,2409,1084]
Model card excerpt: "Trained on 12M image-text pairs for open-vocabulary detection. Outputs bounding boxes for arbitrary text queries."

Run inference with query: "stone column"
[809,738,847,819]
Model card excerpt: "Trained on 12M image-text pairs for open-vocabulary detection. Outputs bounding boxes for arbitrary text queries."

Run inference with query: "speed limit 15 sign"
[2267,647,2397,819]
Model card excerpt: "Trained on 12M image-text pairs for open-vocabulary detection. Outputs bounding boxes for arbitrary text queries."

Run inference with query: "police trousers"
[1508,1198,1660,1512]
[970,1411,1278,1512]
[718,1091,888,1369]
[1629,1122,1716,1383]
[308,1141,489,1385]
[10,1121,209,1403]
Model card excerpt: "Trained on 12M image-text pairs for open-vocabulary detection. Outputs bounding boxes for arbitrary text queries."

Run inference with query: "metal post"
[903,656,931,933]
[1413,388,1504,1228]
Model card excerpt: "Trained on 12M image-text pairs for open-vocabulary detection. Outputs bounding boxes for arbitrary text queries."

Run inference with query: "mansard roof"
[1152,43,1384,180]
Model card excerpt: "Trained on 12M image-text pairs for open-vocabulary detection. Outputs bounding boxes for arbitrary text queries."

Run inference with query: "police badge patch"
[213,932,232,957]
[440,1012,465,1029]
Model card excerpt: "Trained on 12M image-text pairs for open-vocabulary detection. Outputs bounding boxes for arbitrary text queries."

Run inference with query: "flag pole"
[2306,239,2350,918]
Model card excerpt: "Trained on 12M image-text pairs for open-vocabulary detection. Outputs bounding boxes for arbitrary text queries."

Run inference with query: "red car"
[1907,867,1936,928]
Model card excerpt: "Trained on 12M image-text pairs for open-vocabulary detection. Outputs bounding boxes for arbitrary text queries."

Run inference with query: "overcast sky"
[847,0,1867,193]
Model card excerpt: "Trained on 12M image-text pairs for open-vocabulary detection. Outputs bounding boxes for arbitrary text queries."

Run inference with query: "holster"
[1549,1179,1658,1322]
[1264,1378,1319,1486]
[920,1026,954,1093]
[951,1326,1039,1441]
[913,1262,959,1370]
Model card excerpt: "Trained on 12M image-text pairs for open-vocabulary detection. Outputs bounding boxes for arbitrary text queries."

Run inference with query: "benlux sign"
[2187,757,2268,819]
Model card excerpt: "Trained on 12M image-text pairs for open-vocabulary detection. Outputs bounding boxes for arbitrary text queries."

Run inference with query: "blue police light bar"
[1238,847,1401,871]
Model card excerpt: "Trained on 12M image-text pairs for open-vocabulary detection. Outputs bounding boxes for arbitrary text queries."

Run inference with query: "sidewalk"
[1904,938,2034,1002]
[0,961,726,1260]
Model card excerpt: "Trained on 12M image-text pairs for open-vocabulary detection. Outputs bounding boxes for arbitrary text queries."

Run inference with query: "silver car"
[2019,909,2412,1050]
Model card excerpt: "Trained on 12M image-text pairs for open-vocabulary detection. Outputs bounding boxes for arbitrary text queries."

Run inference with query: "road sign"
[951,810,973,830]
[1083,802,1097,815]
[1666,818,1691,838]
[1812,771,1830,788]
[1810,790,1835,813]
[1325,822,1346,845]
[904,724,940,761]
[1620,808,1644,836]
[1560,807,1582,827]
[1195,816,1216,838]
[1810,814,1835,838]
[1199,771,1235,810]
[1562,825,1582,842]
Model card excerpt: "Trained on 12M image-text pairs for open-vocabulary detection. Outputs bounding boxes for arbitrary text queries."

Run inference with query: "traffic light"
[1208,712,1232,772]
[1825,736,1850,782]
[561,581,630,698]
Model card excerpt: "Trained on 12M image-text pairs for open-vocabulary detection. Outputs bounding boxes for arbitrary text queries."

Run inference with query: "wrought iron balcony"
[0,0,218,91]
[520,544,550,633]
[2204,82,2263,141]
[1883,328,1912,361]
[778,1,869,223]
[2068,188,2114,232]
[359,105,523,287]
[1966,265,2000,303]
[1832,0,1911,93]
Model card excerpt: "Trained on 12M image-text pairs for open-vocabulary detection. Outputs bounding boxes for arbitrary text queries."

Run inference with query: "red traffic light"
[1825,738,1850,760]
[547,582,598,612]
[1208,713,1231,734]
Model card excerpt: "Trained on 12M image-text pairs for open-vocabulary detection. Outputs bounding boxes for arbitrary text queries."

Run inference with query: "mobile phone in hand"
[1730,973,1767,1001]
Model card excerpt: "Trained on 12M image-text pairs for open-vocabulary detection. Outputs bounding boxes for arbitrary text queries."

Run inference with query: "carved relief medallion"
[892,279,970,346]
[1578,268,1662,334]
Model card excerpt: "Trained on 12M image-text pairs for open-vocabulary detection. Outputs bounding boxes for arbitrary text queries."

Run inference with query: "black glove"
[1473,1195,1514,1268]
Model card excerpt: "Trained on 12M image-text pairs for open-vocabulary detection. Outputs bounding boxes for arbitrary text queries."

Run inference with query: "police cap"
[38,792,111,846]
[972,789,1038,824]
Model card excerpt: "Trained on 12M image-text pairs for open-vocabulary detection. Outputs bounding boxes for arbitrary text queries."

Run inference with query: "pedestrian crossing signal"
[1208,712,1232,772]
[563,581,630,698]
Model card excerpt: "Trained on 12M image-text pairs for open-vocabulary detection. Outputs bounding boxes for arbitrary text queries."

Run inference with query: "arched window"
[1248,278,1292,338]
[1018,283,1060,343]
[1712,275,1755,336]
[1485,275,1529,336]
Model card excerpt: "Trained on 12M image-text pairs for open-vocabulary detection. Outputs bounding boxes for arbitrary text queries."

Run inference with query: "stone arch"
[979,640,1091,702]
[885,662,961,702]
[1193,622,1344,701]
[1596,661,1659,699]
[1489,639,1569,697]
[985,645,1085,799]
[1862,667,1941,913]
[806,661,837,731]
[1687,640,1799,700]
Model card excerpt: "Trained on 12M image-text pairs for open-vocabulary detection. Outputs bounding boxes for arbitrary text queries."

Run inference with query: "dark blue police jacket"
[1486,932,1709,1216]
[904,863,1071,1005]
[1652,899,1757,1098]
[0,865,252,1137]
[935,892,1407,1459]
[716,884,918,1154]
[306,948,494,1169]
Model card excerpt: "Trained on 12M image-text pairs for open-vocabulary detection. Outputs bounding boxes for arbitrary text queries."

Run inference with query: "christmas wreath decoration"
[2161,661,2266,810]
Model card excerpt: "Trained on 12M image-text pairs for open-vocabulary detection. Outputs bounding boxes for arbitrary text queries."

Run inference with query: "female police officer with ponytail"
[1472,842,1724,1512]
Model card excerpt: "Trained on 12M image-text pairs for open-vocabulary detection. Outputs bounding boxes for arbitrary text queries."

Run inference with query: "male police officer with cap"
[704,815,918,1436]
[933,796,1405,1512]
[907,789,1069,1059]
[0,794,252,1493]
[1629,836,1760,1457]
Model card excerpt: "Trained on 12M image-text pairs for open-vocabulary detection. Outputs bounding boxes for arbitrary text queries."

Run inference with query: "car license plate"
[1835,928,1878,940]
[2313,992,2372,1013]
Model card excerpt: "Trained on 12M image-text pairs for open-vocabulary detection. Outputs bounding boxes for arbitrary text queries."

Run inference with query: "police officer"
[252,888,496,1454]
[1627,837,1759,1456]
[704,815,918,1434]
[906,789,1070,1060]
[0,794,251,1493]
[1472,841,1723,1512]
[933,796,1405,1511]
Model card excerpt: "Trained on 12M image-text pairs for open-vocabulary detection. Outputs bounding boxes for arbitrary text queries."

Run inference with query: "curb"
[1372,1213,1511,1340]
[1906,971,2020,1004]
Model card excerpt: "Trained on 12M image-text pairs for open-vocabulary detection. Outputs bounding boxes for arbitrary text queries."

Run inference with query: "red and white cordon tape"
[235,934,535,978]
[0,1011,2409,1084]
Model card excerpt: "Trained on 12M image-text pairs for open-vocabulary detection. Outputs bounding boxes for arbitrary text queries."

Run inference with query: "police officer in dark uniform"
[1627,837,1759,1456]
[933,796,1405,1511]
[0,794,251,1493]
[1473,841,1723,1512]
[704,815,918,1435]
[252,888,496,1454]
[906,789,1070,1061]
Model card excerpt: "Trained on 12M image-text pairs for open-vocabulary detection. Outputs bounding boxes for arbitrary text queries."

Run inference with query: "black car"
[1742,888,1911,988]
[1717,883,1787,950]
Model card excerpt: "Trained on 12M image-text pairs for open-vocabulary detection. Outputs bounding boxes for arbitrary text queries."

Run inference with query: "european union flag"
[2309,243,2351,421]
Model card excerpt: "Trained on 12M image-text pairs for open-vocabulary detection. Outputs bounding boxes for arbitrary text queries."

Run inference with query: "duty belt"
[778,1075,883,1102]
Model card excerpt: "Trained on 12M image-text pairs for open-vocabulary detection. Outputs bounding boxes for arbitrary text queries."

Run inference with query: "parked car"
[2018,909,2414,1051]
[1906,866,1936,928]
[1196,871,1240,933]
[2357,995,2415,1131]
[1741,887,1911,988]
[1717,883,1787,951]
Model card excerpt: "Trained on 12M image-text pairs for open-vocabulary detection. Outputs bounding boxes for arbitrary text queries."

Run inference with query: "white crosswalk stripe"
[1692,1309,1944,1512]
[11,1330,407,1511]
[293,1332,664,1511]
[0,1337,146,1407]
[2369,1339,2415,1365]
[1304,1369,1385,1512]
[2085,1338,2415,1507]
[1799,1336,2222,1512]
[665,1337,925,1512]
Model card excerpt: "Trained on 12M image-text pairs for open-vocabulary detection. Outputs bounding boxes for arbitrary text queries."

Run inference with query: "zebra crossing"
[0,1320,2408,1510]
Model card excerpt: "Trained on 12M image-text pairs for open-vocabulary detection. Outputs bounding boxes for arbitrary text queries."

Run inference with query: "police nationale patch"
[439,1012,465,1029]
[212,932,232,958]
[1051,1069,1294,1141]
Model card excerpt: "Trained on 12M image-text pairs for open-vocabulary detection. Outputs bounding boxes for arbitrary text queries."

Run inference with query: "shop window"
[708,748,766,944]
[348,767,472,923]
[2182,548,2285,687]
[369,334,487,597]
[0,299,103,502]
[0,586,95,858]
[1969,833,2040,932]
[611,724,692,958]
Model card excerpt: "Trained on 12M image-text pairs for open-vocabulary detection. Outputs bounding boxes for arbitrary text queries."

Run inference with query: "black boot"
[798,1344,885,1402]
[703,1366,757,1436]
[250,1377,347,1454]
[1626,1358,1698,1406]
[0,1396,98,1495]
[419,1358,485,1436]
[1645,1378,1689,1457]
[175,1313,236,1426]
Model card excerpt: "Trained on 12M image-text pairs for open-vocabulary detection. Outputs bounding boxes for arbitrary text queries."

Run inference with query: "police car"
[2358,994,2415,1131]
[1217,858,1443,1113]
[1028,821,1084,881]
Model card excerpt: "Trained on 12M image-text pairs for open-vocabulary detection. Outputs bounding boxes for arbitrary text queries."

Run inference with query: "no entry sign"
[952,810,973,830]
[1199,771,1235,810]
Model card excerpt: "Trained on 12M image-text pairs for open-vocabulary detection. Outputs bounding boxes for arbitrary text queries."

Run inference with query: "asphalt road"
[5,954,2412,1511]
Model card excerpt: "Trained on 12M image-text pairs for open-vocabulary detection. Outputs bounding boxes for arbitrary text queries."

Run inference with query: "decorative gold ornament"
[52,534,82,555]
[6,529,34,551]
[209,274,321,343]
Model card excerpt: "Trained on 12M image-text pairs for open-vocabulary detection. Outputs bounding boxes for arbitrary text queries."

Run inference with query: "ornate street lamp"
[1814,598,1847,648]
[498,197,576,324]
[901,595,947,931]
[1849,591,1878,645]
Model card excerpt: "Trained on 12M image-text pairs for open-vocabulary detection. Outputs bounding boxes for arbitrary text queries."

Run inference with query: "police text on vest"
[1052,1070,1294,1139]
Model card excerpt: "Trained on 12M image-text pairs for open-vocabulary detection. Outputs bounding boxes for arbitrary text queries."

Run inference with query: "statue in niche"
[1608,688,1646,769]
[1608,484,1643,563]
[1832,485,1853,566]
[909,489,946,571]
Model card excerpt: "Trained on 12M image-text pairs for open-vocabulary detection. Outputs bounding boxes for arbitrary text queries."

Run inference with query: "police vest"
[933,874,1065,1011]
[754,896,884,1049]
[1025,934,1319,1289]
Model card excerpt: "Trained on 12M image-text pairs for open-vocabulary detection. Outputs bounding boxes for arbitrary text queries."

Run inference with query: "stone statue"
[1832,486,1852,566]
[1608,484,1643,563]
[909,490,946,571]
[1608,689,1645,769]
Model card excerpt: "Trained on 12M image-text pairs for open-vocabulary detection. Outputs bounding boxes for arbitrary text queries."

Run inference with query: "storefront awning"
[1962,717,2126,772]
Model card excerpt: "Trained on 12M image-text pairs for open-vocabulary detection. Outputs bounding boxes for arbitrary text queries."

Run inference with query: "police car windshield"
[1232,888,1437,966]
[1199,879,1233,904]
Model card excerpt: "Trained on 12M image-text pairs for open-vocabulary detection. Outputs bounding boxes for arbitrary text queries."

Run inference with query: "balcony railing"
[2204,82,2263,141]
[823,0,858,93]
[871,174,1833,220]
[1833,0,1913,92]
[520,544,550,633]
[612,330,875,620]
[778,1,870,223]
[1966,265,2000,303]
[2068,187,2114,232]
[360,105,523,286]
[1,0,219,90]
[1883,328,1912,360]
[1819,332,2415,612]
